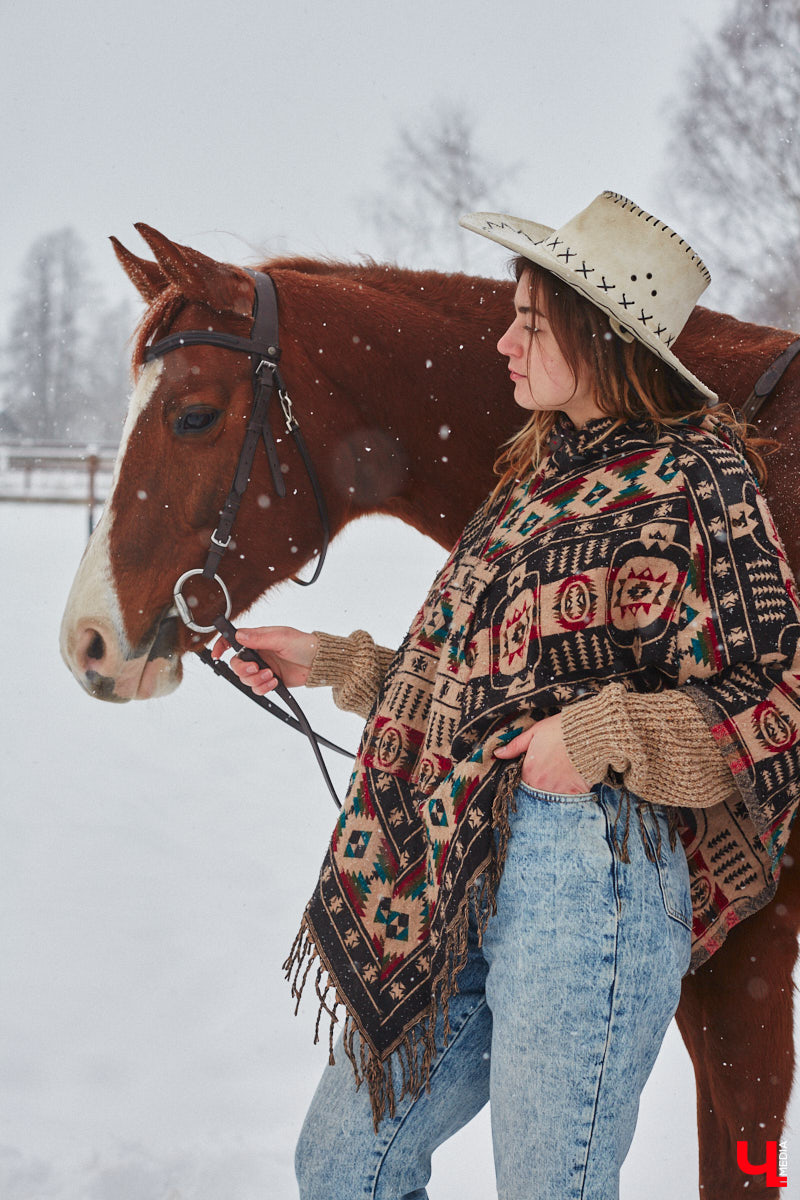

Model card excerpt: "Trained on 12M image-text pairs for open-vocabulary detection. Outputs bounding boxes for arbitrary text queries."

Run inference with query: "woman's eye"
[174,407,221,436]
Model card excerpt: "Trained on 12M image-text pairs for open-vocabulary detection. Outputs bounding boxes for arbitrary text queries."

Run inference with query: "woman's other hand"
[494,713,591,794]
[209,626,317,695]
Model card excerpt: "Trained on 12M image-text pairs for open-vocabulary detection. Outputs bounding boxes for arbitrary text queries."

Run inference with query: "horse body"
[674,305,800,569]
[60,229,800,1197]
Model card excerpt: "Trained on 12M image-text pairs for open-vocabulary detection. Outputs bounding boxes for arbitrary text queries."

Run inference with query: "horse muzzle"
[60,609,183,701]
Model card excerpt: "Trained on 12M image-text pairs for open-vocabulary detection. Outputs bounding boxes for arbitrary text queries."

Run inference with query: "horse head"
[60,227,514,703]
[59,227,365,701]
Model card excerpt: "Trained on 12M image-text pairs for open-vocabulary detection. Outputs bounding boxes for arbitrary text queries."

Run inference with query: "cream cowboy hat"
[460,190,718,403]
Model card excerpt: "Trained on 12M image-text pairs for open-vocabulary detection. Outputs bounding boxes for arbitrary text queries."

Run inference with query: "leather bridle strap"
[196,644,352,762]
[143,270,349,807]
[210,617,345,809]
[740,336,800,423]
[143,271,330,585]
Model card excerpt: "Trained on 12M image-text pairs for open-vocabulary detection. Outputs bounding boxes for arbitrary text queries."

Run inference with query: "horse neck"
[267,263,515,546]
[675,305,798,402]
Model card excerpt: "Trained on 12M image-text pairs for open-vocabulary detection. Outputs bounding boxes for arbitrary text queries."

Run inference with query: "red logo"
[736,1140,787,1188]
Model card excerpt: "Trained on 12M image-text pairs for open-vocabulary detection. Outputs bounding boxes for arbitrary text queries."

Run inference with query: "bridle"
[739,336,800,423]
[143,270,351,806]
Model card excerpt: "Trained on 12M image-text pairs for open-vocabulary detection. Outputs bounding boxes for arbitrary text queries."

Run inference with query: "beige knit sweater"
[306,630,737,810]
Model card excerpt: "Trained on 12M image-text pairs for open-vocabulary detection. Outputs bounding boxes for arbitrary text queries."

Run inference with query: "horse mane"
[259,255,511,320]
[129,255,511,376]
[131,285,187,376]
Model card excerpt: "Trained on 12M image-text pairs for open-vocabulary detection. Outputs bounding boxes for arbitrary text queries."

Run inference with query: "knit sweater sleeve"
[560,682,737,809]
[305,630,395,719]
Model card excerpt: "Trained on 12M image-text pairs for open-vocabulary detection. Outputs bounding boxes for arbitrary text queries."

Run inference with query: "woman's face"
[497,270,603,427]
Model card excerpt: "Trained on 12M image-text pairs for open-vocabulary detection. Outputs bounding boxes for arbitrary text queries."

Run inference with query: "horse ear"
[110,236,167,302]
[133,223,253,317]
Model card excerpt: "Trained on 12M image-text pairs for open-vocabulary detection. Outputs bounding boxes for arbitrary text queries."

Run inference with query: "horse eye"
[174,407,221,436]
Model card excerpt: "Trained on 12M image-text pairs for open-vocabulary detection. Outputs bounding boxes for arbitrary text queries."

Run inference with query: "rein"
[143,270,352,807]
[740,335,800,423]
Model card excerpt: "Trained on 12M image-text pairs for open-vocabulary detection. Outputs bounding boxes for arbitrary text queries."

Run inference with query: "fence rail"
[0,441,119,533]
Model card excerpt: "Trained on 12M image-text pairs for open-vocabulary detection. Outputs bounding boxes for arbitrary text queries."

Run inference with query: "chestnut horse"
[60,226,800,1196]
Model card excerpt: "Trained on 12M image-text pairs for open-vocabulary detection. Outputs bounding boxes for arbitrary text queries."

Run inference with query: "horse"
[60,225,800,1197]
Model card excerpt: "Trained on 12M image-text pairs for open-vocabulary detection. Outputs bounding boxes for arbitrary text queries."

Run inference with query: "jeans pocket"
[515,781,597,804]
[642,809,693,932]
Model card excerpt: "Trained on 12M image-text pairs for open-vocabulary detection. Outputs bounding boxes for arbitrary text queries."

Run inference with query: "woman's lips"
[509,370,526,381]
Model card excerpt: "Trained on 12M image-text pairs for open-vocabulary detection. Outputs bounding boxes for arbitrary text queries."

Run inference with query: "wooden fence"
[0,442,118,534]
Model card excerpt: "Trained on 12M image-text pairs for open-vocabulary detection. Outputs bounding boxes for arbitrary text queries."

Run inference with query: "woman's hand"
[210,625,317,695]
[494,713,591,794]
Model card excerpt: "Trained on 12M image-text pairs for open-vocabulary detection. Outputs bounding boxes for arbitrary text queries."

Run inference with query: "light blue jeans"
[295,782,692,1200]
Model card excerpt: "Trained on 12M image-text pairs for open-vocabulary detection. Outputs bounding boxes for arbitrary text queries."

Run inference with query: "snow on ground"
[1,502,797,1199]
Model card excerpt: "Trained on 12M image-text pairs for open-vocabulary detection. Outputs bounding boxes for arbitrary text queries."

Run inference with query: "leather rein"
[143,270,351,807]
[739,335,800,422]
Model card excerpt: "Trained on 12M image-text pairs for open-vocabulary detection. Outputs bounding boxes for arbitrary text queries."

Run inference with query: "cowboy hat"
[460,190,717,403]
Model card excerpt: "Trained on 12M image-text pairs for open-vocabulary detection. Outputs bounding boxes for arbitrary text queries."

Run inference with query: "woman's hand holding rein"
[210,625,316,695]
[211,626,595,797]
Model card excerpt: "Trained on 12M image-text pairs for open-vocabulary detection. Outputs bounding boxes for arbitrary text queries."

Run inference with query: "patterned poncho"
[286,414,800,1125]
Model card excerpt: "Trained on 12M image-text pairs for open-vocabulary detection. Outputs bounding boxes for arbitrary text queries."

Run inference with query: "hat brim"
[460,211,718,404]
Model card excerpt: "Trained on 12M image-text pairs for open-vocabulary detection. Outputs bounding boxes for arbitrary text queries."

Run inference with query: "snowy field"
[1,501,797,1199]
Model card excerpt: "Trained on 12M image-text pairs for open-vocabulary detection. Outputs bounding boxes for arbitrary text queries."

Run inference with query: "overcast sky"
[2,0,732,329]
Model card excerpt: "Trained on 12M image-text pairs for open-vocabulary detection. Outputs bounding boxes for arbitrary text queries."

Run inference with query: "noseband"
[143,270,350,806]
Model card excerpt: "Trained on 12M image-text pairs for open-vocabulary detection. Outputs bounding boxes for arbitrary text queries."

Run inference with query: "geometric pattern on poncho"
[289,414,800,1121]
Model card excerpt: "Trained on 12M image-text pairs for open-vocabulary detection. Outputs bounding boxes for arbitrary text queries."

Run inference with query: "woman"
[214,192,800,1198]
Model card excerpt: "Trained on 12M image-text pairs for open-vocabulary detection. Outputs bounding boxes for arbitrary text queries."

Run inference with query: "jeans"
[295,782,692,1200]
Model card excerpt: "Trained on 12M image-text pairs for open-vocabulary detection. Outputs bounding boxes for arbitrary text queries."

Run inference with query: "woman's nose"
[497,323,518,357]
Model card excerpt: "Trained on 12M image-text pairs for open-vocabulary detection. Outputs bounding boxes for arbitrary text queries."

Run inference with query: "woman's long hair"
[492,258,771,495]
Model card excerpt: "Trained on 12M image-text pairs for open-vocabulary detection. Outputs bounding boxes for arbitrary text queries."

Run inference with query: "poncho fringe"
[283,759,679,1128]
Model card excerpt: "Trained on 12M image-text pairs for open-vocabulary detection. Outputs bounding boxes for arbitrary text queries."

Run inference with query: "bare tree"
[83,296,137,443]
[0,229,94,440]
[368,103,518,274]
[0,228,134,443]
[661,0,800,330]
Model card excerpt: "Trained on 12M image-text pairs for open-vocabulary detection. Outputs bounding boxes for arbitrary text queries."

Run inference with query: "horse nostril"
[87,630,106,663]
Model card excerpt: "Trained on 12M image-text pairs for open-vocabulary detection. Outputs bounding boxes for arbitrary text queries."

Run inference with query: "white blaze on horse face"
[112,358,164,490]
[60,361,179,701]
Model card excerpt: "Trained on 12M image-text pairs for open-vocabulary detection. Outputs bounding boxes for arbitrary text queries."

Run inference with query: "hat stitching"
[604,191,711,281]
[485,218,538,245]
